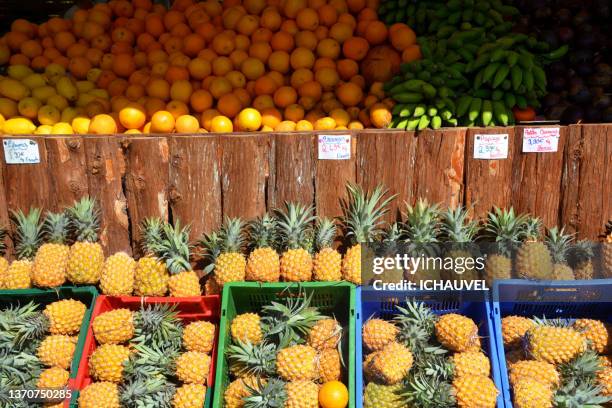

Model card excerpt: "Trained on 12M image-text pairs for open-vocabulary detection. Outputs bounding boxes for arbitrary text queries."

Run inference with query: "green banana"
[394,93,424,103]
[431,115,442,129]
[417,115,431,130]
[523,69,534,92]
[482,63,501,83]
[413,104,427,118]
[468,98,482,121]
[511,66,523,91]
[492,65,510,88]
[481,100,493,126]
[504,93,516,109]
[406,118,421,131]
[493,101,509,126]
[456,95,472,117]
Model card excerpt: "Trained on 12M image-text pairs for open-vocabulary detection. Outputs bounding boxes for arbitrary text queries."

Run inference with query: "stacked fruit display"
[79,303,217,408]
[0,299,87,406]
[361,299,499,408]
[0,0,427,134]
[501,315,612,406]
[222,290,349,408]
[381,0,568,129]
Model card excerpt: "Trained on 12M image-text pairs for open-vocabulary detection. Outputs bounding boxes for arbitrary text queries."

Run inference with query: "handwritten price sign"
[3,139,40,164]
[473,134,509,160]
[318,134,351,160]
[522,127,560,153]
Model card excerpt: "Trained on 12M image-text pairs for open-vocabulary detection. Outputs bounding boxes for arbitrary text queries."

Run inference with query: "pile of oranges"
[0,0,421,134]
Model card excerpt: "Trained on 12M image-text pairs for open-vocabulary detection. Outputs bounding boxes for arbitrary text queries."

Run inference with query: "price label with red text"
[318,134,351,160]
[522,127,560,153]
[473,134,509,159]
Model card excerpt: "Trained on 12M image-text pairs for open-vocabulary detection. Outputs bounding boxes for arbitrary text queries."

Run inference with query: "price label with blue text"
[473,134,508,160]
[3,139,41,164]
[318,134,351,160]
[522,127,559,153]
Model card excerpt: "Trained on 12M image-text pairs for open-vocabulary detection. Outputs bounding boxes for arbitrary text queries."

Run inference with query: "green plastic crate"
[213,282,356,408]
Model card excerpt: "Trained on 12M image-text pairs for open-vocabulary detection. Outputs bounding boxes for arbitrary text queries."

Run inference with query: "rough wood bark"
[464,127,516,218]
[268,133,316,211]
[414,128,466,209]
[169,135,222,240]
[45,136,89,211]
[220,134,270,220]
[511,126,566,228]
[560,125,583,234]
[124,137,169,255]
[83,136,130,255]
[0,154,11,258]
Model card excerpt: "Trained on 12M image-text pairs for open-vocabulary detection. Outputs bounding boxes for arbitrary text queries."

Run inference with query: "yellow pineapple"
[89,344,130,383]
[515,218,554,280]
[231,313,263,345]
[572,318,610,354]
[603,222,612,278]
[245,214,280,282]
[37,367,69,389]
[43,299,86,335]
[175,351,211,384]
[512,378,553,408]
[435,313,481,352]
[204,276,220,295]
[502,316,536,349]
[452,375,498,408]
[78,382,120,408]
[202,218,246,287]
[365,341,413,385]
[276,202,315,282]
[285,380,319,408]
[598,366,612,397]
[570,240,596,280]
[100,252,136,296]
[545,227,575,280]
[0,227,8,288]
[5,208,43,289]
[524,325,587,364]
[134,218,169,296]
[32,212,70,288]
[307,318,341,350]
[37,335,76,369]
[183,321,216,353]
[403,199,443,283]
[440,206,481,282]
[312,218,342,281]
[224,377,261,408]
[318,348,342,382]
[452,351,491,377]
[276,345,318,381]
[508,360,560,389]
[66,197,105,284]
[92,308,134,345]
[341,184,394,285]
[362,318,398,351]
[172,384,206,408]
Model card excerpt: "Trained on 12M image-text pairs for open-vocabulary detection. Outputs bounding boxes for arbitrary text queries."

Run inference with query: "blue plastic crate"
[356,287,504,408]
[492,279,612,408]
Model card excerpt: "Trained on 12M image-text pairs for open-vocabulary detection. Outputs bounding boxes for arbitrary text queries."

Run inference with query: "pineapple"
[508,360,560,388]
[134,218,169,296]
[362,318,398,351]
[32,211,70,288]
[307,318,341,350]
[515,217,554,280]
[570,240,596,280]
[483,207,528,284]
[37,367,69,389]
[245,214,280,282]
[66,198,104,284]
[363,383,403,408]
[435,313,480,352]
[0,227,8,288]
[132,304,183,350]
[78,382,120,408]
[524,325,587,364]
[92,308,135,345]
[37,335,76,369]
[231,313,263,345]
[172,384,206,408]
[312,218,342,281]
[572,319,610,354]
[452,375,498,408]
[202,217,246,287]
[5,208,43,289]
[276,345,318,381]
[440,206,481,282]
[275,202,315,282]
[393,299,437,351]
[512,378,553,408]
[285,380,319,408]
[377,223,406,284]
[224,377,260,408]
[545,227,575,280]
[89,344,130,382]
[403,199,442,283]
[365,341,413,384]
[501,316,536,349]
[603,221,612,278]
[451,351,491,377]
[243,378,317,408]
[118,377,175,408]
[318,348,341,382]
[182,321,216,353]
[100,252,136,295]
[175,351,211,384]
[43,299,86,335]
[341,184,394,285]
[598,366,612,397]
[227,340,277,378]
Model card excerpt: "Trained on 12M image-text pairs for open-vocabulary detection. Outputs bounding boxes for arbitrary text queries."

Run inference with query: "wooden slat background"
[1,125,610,256]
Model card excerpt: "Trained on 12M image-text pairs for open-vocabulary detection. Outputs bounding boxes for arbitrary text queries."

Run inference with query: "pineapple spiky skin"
[318,348,342,382]
[598,367,612,397]
[452,351,491,377]
[363,383,404,408]
[285,380,319,408]
[37,367,69,389]
[4,260,33,289]
[275,203,315,282]
[224,377,260,408]
[341,244,362,284]
[435,314,480,352]
[483,208,528,284]
[440,207,481,282]
[230,313,263,345]
[6,208,43,289]
[603,226,612,278]
[512,378,553,408]
[365,341,413,385]
[168,271,201,297]
[570,240,596,280]
[89,344,130,383]
[78,382,120,408]
[92,308,134,345]
[362,318,398,352]
[134,257,169,296]
[32,212,70,288]
[508,360,560,389]
[484,254,513,284]
[183,321,216,353]
[312,218,342,281]
[515,218,554,280]
[202,218,246,287]
[403,199,443,284]
[175,351,211,384]
[307,318,341,351]
[502,316,536,349]
[215,252,247,287]
[546,227,575,280]
[100,252,136,296]
[572,319,610,354]
[0,257,8,288]
[66,198,104,284]
[276,345,318,381]
[37,335,76,369]
[172,384,206,408]
[452,375,498,408]
[280,248,313,281]
[524,326,587,364]
[245,214,280,282]
[44,299,86,335]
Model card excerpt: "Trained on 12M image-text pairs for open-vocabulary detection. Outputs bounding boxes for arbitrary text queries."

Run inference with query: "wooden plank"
[268,133,315,211]
[0,155,11,258]
[124,137,170,255]
[356,130,416,222]
[414,128,466,209]
[315,131,356,218]
[220,134,270,220]
[169,135,222,239]
[464,127,516,219]
[83,136,131,255]
[510,126,566,228]
[560,125,583,235]
[45,136,89,212]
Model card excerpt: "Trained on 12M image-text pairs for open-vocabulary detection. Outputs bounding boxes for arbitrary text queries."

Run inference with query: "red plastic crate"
[72,295,220,407]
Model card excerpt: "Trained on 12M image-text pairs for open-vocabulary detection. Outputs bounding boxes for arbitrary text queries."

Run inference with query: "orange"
[316,39,341,59]
[338,13,356,28]
[295,119,313,131]
[222,7,246,30]
[209,78,232,99]
[330,108,350,127]
[152,61,170,77]
[185,58,211,80]
[200,108,219,130]
[171,23,191,37]
[212,32,235,56]
[284,0,307,18]
[253,94,274,111]
[401,44,422,63]
[9,54,30,66]
[182,34,205,57]
[260,107,282,128]
[72,117,91,134]
[164,10,185,30]
[336,82,363,107]
[273,86,297,108]
[342,36,369,60]
[315,26,329,40]
[350,74,366,89]
[210,115,233,132]
[147,77,170,100]
[145,14,165,38]
[112,27,135,44]
[67,43,88,58]
[329,22,353,44]
[267,51,290,74]
[364,20,387,44]
[295,31,317,50]
[151,110,175,133]
[226,70,246,88]
[217,93,242,118]
[165,66,190,83]
[390,24,416,51]
[243,0,266,14]
[108,78,129,97]
[233,34,250,52]
[290,68,313,88]
[270,31,294,53]
[337,59,359,80]
[314,57,336,71]
[119,103,146,129]
[267,71,285,87]
[175,114,200,133]
[369,102,392,128]
[284,104,304,122]
[241,57,265,80]
[11,19,35,36]
[274,120,296,131]
[5,32,29,52]
[229,50,249,68]
[249,42,272,63]
[315,67,340,91]
[190,89,213,112]
[236,15,259,36]
[166,100,190,118]
[298,81,322,100]
[314,116,336,130]
[318,5,338,27]
[234,88,252,107]
[89,113,118,134]
[290,48,315,70]
[112,54,136,77]
[237,108,262,131]
[261,8,282,31]
[68,57,92,79]
[169,80,193,103]
[31,56,51,70]
[296,8,319,30]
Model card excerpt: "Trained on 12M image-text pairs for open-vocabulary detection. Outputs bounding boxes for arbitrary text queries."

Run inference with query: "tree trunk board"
[220,134,270,220]
[169,135,222,240]
[268,133,315,211]
[124,137,169,255]
[510,126,566,228]
[45,136,89,212]
[356,130,416,222]
[464,127,516,218]
[0,156,11,258]
[315,131,356,218]
[414,128,466,209]
[83,136,130,255]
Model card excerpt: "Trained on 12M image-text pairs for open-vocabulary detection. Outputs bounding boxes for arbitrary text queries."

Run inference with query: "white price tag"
[522,127,560,153]
[318,134,351,160]
[3,139,40,164]
[473,134,508,160]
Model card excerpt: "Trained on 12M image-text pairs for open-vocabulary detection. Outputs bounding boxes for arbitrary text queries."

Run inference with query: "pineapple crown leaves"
[554,378,612,408]
[219,217,246,253]
[0,348,43,388]
[403,198,441,244]
[340,183,396,245]
[10,208,43,261]
[523,217,543,241]
[140,217,164,255]
[226,340,278,378]
[393,299,437,350]
[440,206,480,244]
[532,316,571,328]
[42,211,71,245]
[123,343,179,381]
[247,213,278,252]
[313,217,337,251]
[119,375,175,408]
[483,207,529,257]
[200,230,222,275]
[0,302,48,351]
[559,350,603,386]
[274,202,316,251]
[133,304,184,350]
[66,197,100,243]
[401,371,456,408]
[413,350,454,382]
[150,220,193,275]
[570,240,596,262]
[546,227,575,264]
[243,378,287,408]
[0,227,7,256]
